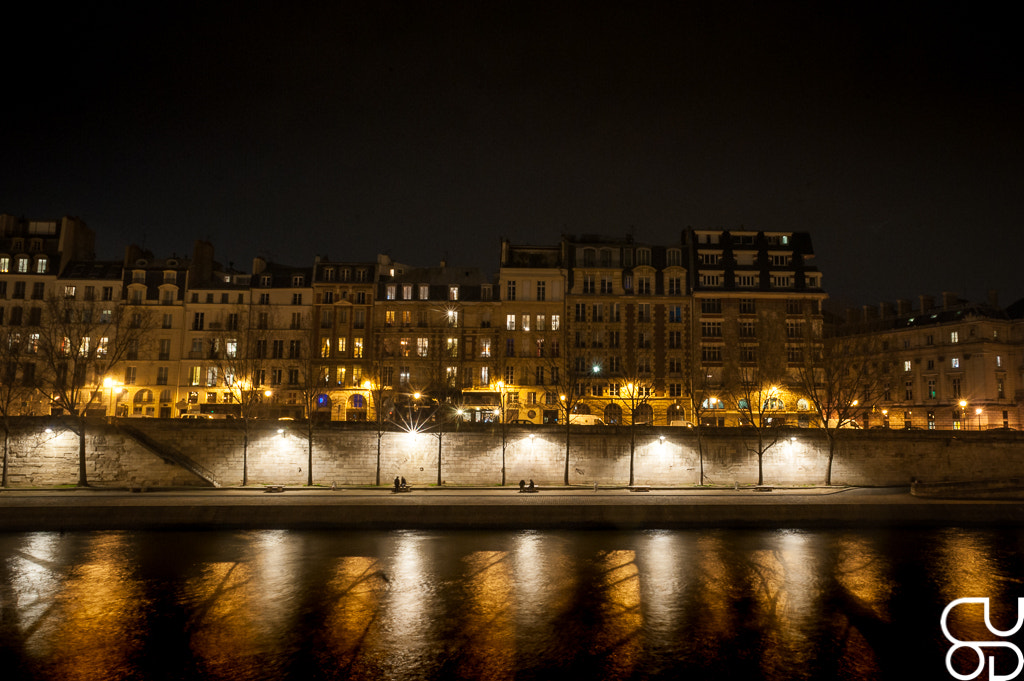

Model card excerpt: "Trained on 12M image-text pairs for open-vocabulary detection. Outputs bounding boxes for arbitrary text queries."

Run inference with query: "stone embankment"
[4,417,1024,490]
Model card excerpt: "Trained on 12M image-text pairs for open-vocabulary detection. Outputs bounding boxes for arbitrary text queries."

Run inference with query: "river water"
[1,528,1022,680]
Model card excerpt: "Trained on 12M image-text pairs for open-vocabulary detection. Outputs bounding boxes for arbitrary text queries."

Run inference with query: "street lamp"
[975,407,983,431]
[103,376,123,417]
[959,400,968,430]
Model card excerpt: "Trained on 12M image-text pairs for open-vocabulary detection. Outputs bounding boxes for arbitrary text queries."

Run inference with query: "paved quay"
[2,485,1024,530]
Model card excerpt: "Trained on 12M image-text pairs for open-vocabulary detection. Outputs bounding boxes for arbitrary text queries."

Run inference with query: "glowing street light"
[959,400,968,430]
[976,407,983,431]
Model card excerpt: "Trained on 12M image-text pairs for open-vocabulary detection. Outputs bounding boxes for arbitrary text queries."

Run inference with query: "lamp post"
[959,400,967,430]
[976,407,983,431]
[103,377,123,418]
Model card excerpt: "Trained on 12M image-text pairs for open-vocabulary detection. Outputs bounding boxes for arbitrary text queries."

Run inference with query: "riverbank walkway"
[2,484,1024,530]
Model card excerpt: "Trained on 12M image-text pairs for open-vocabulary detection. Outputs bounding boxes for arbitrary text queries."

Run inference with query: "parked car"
[569,414,605,426]
[180,413,212,420]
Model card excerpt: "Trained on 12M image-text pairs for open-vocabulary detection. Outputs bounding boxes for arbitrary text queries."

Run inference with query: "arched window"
[633,404,654,425]
[797,398,810,411]
[347,394,367,422]
[604,403,623,425]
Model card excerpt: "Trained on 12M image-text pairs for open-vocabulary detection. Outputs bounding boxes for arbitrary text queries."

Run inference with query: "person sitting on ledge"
[401,476,408,489]
[528,479,535,489]
[518,479,526,491]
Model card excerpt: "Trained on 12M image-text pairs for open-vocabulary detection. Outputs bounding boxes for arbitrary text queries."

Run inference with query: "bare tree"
[0,329,42,487]
[796,333,887,485]
[606,339,657,486]
[546,326,587,486]
[726,319,788,486]
[365,335,395,486]
[293,340,331,486]
[35,296,154,486]
[686,351,721,486]
[213,305,272,486]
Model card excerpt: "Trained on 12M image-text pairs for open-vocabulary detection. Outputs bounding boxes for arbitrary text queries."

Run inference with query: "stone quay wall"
[3,418,1024,488]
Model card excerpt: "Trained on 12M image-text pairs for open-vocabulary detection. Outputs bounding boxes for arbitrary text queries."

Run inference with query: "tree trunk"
[436,432,443,486]
[306,429,313,486]
[500,429,507,487]
[628,426,635,486]
[757,453,764,486]
[375,434,382,486]
[825,434,836,486]
[696,428,705,486]
[2,427,9,488]
[77,418,88,487]
[242,430,249,486]
[563,421,570,486]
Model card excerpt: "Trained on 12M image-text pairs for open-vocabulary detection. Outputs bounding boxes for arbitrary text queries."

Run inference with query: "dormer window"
[133,270,146,283]
[16,257,28,273]
[292,274,304,287]
[261,275,272,287]
[35,257,48,274]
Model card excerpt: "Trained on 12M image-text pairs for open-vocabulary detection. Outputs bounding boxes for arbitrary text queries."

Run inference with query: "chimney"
[124,244,144,267]
[189,240,214,285]
[252,257,267,275]
[880,302,894,318]
[919,295,935,312]
[862,305,879,322]
[942,291,958,309]
[896,299,912,316]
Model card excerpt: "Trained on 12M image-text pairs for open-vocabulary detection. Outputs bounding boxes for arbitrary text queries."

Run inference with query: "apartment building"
[835,293,1022,430]
[561,235,691,426]
[375,260,497,421]
[311,256,379,421]
[687,229,826,427]
[493,241,567,423]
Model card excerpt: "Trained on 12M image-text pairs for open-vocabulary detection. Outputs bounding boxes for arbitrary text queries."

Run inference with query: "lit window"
[951,331,959,344]
[904,360,912,372]
[951,357,960,369]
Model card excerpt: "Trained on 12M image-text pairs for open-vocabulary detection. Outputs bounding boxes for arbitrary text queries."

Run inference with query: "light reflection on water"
[0,527,1018,680]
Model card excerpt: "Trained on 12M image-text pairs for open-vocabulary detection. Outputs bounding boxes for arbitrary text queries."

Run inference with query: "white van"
[569,414,605,426]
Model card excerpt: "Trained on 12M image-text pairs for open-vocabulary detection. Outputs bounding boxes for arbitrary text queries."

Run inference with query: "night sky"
[3,2,1022,309]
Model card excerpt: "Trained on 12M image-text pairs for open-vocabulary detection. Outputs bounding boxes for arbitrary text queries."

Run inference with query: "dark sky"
[3,2,1022,308]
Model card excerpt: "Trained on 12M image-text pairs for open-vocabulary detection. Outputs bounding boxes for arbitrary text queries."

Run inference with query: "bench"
[519,487,540,493]
[264,485,285,493]
[392,486,413,493]
[628,486,651,492]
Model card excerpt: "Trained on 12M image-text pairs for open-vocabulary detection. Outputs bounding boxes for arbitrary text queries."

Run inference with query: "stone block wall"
[3,418,1024,488]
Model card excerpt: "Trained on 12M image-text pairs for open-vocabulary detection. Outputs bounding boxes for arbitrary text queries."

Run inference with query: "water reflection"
[1,528,1021,680]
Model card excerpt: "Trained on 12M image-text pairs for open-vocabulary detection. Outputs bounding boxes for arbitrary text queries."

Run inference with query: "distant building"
[834,292,1021,430]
